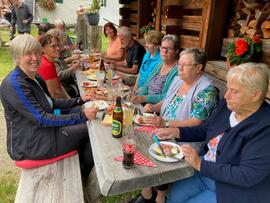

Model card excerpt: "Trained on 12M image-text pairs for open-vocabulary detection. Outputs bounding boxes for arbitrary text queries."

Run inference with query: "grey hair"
[118,26,132,38]
[227,62,270,101]
[180,48,207,70]
[162,34,180,53]
[9,34,42,61]
[54,19,65,26]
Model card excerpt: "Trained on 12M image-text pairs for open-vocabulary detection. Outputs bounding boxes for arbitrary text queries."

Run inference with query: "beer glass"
[123,105,135,127]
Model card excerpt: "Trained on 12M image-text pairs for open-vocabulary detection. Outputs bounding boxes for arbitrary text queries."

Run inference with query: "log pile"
[227,0,270,39]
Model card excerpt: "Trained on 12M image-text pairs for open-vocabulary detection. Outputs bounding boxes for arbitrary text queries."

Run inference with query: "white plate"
[81,81,97,88]
[84,100,108,110]
[87,74,97,81]
[133,114,154,126]
[149,142,184,163]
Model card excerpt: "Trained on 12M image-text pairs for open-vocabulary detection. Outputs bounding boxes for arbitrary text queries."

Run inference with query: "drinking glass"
[89,54,95,64]
[96,71,105,87]
[121,128,136,169]
[107,86,114,105]
[123,104,135,127]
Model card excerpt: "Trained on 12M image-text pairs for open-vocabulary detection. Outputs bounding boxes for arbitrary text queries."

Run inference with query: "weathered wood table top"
[76,70,194,196]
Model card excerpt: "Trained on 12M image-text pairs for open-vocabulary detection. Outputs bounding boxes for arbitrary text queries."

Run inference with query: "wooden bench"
[15,153,84,203]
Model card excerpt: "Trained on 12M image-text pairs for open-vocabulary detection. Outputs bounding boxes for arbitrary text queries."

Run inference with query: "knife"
[152,134,166,157]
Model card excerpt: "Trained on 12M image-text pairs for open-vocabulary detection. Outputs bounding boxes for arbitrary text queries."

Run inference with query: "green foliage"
[226,35,262,66]
[0,175,18,203]
[85,0,101,14]
[0,26,38,79]
[139,22,155,36]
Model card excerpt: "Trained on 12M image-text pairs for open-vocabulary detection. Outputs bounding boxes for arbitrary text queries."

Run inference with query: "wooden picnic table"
[75,70,194,196]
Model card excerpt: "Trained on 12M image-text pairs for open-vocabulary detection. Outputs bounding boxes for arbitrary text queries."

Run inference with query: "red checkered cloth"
[134,126,157,135]
[114,151,156,167]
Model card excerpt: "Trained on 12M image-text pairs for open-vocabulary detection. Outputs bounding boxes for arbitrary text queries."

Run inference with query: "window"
[101,0,106,7]
[55,0,63,3]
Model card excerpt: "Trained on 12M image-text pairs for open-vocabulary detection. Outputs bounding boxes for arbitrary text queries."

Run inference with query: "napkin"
[114,151,157,167]
[134,126,157,135]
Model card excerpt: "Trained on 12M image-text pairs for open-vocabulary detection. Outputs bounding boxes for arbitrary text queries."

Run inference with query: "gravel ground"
[0,103,20,178]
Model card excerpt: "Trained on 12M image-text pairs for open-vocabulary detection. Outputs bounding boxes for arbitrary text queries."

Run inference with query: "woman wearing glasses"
[131,34,179,104]
[144,48,218,129]
[130,48,218,203]
[38,33,71,99]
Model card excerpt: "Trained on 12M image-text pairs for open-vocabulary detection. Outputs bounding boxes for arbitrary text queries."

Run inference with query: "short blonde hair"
[227,62,270,101]
[144,30,164,46]
[9,34,42,61]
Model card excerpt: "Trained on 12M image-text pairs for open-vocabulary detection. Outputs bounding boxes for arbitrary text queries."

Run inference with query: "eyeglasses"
[177,63,198,68]
[45,44,59,49]
[160,46,175,52]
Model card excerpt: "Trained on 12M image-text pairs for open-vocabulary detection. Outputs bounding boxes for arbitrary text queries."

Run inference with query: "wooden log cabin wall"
[119,0,270,100]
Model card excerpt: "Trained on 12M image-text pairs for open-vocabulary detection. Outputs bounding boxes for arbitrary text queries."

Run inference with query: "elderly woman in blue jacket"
[156,62,270,203]
[0,34,97,178]
[131,34,179,104]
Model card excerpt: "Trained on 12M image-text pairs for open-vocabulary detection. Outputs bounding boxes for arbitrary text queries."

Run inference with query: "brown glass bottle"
[112,96,123,138]
[100,59,105,71]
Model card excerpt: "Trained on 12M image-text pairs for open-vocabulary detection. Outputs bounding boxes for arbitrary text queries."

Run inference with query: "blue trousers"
[166,172,216,203]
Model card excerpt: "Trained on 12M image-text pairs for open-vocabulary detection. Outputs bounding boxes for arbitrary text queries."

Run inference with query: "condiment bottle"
[112,96,123,138]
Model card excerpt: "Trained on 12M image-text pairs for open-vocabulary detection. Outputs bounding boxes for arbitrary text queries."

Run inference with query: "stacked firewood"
[228,0,270,39]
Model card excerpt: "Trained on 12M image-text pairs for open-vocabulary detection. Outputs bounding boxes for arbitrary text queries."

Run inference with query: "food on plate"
[138,116,147,125]
[106,103,114,115]
[82,81,92,87]
[95,87,107,96]
[85,100,108,110]
[159,144,180,156]
[81,81,97,90]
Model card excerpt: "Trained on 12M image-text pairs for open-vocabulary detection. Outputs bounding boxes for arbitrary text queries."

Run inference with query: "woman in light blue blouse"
[132,48,218,203]
[134,30,163,89]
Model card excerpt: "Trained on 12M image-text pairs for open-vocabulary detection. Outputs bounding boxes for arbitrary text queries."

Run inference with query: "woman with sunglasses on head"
[131,34,179,104]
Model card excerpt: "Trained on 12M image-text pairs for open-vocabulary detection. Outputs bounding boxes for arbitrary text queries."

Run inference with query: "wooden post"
[87,25,102,52]
[76,16,89,50]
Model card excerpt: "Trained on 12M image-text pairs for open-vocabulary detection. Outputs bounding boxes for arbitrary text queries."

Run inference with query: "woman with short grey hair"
[132,34,180,104]
[155,62,270,203]
[0,34,97,178]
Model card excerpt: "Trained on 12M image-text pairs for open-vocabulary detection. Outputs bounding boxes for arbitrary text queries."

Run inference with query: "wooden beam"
[179,35,200,48]
[155,0,162,30]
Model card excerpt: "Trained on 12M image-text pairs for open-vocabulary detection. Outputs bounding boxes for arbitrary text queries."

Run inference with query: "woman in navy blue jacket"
[0,34,98,178]
[156,62,270,203]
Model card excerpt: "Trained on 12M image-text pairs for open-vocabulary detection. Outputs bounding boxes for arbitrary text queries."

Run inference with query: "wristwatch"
[165,120,170,128]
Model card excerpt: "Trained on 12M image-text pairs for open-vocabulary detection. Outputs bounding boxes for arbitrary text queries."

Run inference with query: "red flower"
[252,35,261,44]
[234,38,248,56]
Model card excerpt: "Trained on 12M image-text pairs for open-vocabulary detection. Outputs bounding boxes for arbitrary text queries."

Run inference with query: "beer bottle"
[100,59,105,71]
[78,40,83,51]
[112,96,123,138]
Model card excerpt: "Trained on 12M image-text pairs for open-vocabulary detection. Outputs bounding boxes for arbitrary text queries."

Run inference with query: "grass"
[0,26,136,203]
[0,174,18,203]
